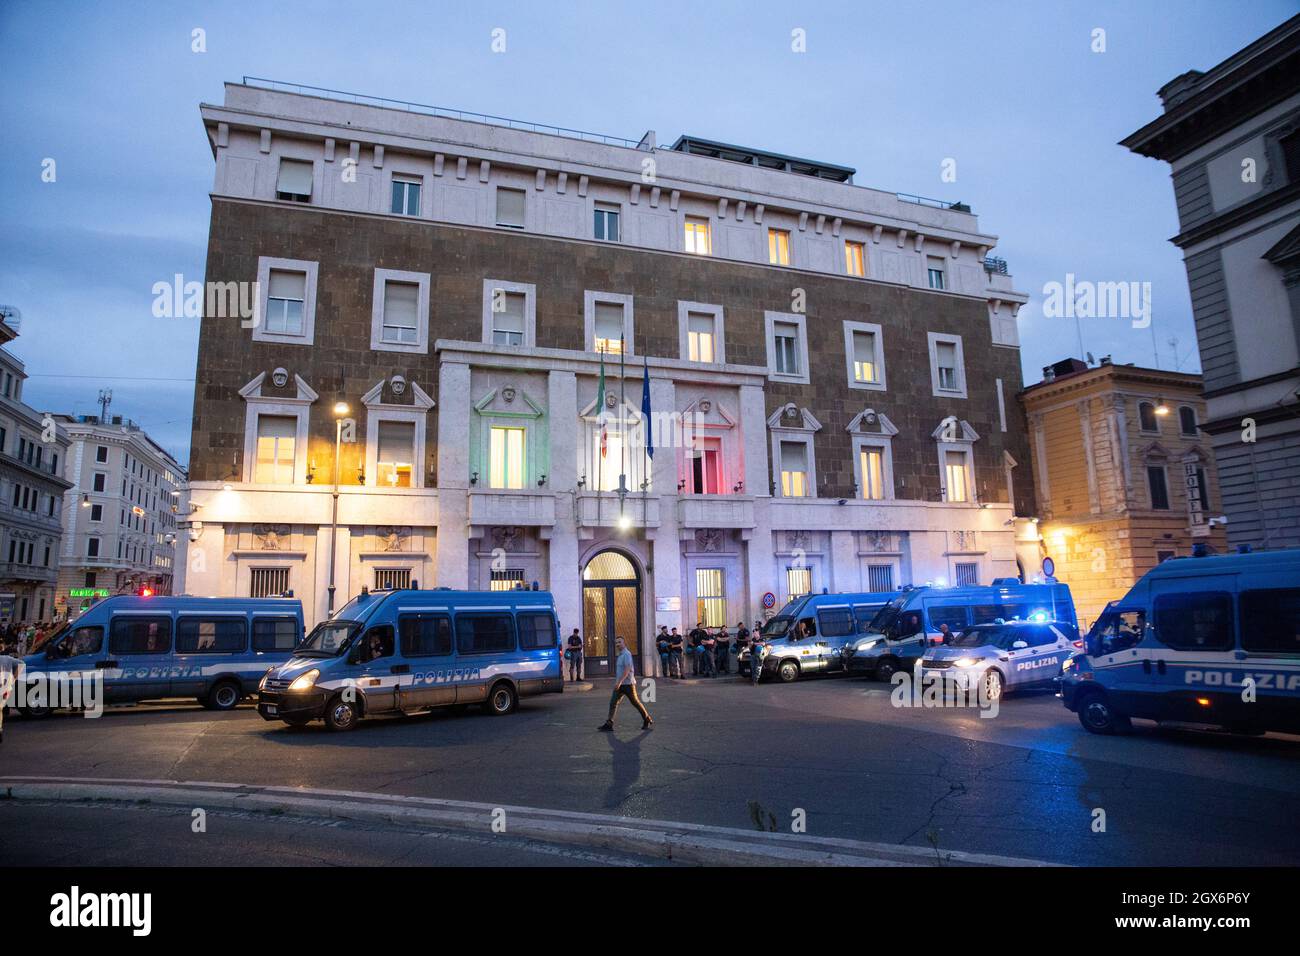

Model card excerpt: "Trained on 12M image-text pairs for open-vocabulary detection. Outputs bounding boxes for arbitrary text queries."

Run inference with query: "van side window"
[1090,610,1145,656]
[926,606,968,633]
[853,606,878,632]
[400,614,453,657]
[817,609,855,637]
[252,617,298,651]
[456,614,516,655]
[110,616,173,655]
[1239,589,1300,654]
[358,625,395,662]
[971,604,1030,625]
[518,613,557,650]
[1154,593,1234,652]
[54,625,103,658]
[176,618,247,654]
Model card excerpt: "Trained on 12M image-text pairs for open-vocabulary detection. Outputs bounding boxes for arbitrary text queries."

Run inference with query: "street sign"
[1042,556,1055,578]
[761,591,776,609]
[69,588,110,598]
[655,596,680,612]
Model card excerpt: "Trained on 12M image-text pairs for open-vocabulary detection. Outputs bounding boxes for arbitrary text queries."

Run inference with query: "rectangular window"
[773,322,800,375]
[867,564,894,592]
[955,562,979,587]
[786,567,812,602]
[593,203,620,242]
[391,176,421,216]
[376,420,415,488]
[518,612,557,650]
[1147,466,1170,510]
[489,426,526,490]
[381,281,420,345]
[252,617,299,652]
[490,568,525,591]
[695,568,727,628]
[456,614,516,654]
[265,270,306,335]
[93,473,106,492]
[1154,592,1233,651]
[852,330,878,384]
[687,312,716,363]
[250,567,290,598]
[90,504,103,521]
[684,216,711,255]
[110,616,172,655]
[845,241,866,277]
[492,291,526,346]
[768,228,790,265]
[275,159,313,202]
[780,441,809,498]
[399,613,453,657]
[175,618,247,655]
[936,341,959,391]
[374,567,412,590]
[87,537,100,558]
[690,438,723,495]
[593,302,625,354]
[1239,589,1300,654]
[96,445,108,463]
[496,187,526,228]
[860,448,885,500]
[927,606,969,632]
[255,415,296,484]
[945,450,968,502]
[927,255,946,290]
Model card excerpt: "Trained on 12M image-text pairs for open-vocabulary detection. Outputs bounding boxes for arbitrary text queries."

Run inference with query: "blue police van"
[19,595,304,715]
[256,587,564,731]
[1061,549,1300,735]
[841,582,1078,681]
[737,591,898,682]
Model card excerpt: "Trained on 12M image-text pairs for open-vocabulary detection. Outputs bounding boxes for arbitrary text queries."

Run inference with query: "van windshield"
[296,620,361,657]
[32,624,70,655]
[762,617,791,638]
[866,597,909,634]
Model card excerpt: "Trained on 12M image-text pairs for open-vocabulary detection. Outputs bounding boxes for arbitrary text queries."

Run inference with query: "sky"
[1,0,1296,466]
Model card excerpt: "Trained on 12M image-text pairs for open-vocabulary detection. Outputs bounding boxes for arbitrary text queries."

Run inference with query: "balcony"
[677,494,755,530]
[467,490,556,527]
[577,493,659,529]
[0,562,57,586]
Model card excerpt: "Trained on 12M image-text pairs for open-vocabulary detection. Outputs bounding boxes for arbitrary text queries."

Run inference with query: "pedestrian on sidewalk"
[689,622,707,676]
[0,653,22,744]
[598,636,652,732]
[656,627,671,677]
[669,628,684,678]
[699,627,716,678]
[714,625,731,674]
[566,628,584,682]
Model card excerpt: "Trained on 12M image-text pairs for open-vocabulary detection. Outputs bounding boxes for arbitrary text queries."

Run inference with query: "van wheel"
[324,696,359,732]
[486,682,517,716]
[204,680,242,711]
[875,658,898,682]
[777,660,800,683]
[19,700,52,719]
[1076,691,1131,735]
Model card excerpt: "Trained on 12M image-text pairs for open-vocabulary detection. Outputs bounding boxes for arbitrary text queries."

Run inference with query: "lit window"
[955,562,979,587]
[936,341,960,391]
[496,187,526,228]
[780,441,809,497]
[381,281,420,345]
[265,270,306,335]
[594,203,620,242]
[690,438,723,494]
[927,256,946,290]
[695,568,726,627]
[591,429,630,492]
[275,159,312,203]
[852,330,878,384]
[768,228,790,265]
[489,426,526,490]
[492,291,526,346]
[594,302,625,354]
[684,216,711,255]
[944,450,968,503]
[391,176,421,216]
[490,568,525,591]
[773,322,800,376]
[255,415,296,484]
[845,241,866,277]
[860,448,885,500]
[376,420,415,488]
[786,567,811,602]
[688,312,715,363]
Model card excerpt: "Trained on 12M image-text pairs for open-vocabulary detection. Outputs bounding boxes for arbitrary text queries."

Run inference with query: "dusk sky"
[2,0,1296,466]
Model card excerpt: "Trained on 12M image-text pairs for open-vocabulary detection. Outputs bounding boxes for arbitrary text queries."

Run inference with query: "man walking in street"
[598,636,652,732]
[566,628,584,682]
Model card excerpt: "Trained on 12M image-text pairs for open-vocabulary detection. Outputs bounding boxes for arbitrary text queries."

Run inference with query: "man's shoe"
[598,722,614,731]
[642,720,654,730]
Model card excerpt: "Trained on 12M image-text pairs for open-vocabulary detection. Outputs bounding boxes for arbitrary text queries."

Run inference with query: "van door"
[352,624,397,713]
[42,622,108,703]
[1150,587,1237,722]
[107,614,174,702]
[815,607,855,671]
[1086,607,1152,714]
[397,612,456,708]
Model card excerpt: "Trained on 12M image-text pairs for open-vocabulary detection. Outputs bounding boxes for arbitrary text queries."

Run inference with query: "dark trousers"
[568,653,583,681]
[699,646,715,676]
[607,682,651,724]
[669,650,683,677]
[715,644,730,673]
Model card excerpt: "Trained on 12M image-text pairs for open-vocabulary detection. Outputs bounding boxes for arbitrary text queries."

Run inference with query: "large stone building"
[1122,13,1300,551]
[1020,357,1228,628]
[179,80,1037,675]
[54,414,183,616]
[0,313,72,624]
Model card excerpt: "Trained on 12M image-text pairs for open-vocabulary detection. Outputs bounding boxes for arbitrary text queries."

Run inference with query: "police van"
[1061,549,1300,735]
[738,591,897,683]
[841,582,1078,681]
[921,620,1081,700]
[19,595,304,714]
[256,587,563,731]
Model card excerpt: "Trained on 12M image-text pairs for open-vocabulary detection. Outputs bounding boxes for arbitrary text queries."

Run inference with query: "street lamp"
[327,402,350,615]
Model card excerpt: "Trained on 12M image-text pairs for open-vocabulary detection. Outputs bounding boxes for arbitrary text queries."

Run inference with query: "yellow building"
[1019,358,1227,628]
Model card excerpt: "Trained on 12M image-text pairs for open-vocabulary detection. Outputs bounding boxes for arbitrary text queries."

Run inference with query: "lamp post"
[327,402,350,615]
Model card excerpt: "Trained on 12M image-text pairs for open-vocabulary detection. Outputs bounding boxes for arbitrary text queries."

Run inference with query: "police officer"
[689,622,708,676]
[714,625,731,674]
[656,626,671,677]
[668,628,684,678]
[566,628,584,682]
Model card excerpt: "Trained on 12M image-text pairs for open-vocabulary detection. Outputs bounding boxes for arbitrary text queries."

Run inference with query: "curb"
[0,776,1061,868]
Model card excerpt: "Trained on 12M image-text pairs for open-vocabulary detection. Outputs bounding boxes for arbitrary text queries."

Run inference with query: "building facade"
[0,315,72,623]
[1020,358,1228,628]
[1122,14,1300,551]
[180,80,1037,675]
[54,414,183,616]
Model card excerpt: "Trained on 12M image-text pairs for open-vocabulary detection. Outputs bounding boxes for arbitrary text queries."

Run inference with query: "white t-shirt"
[615,648,635,686]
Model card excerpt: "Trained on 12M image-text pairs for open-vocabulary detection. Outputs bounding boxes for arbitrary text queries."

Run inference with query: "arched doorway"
[581,549,642,677]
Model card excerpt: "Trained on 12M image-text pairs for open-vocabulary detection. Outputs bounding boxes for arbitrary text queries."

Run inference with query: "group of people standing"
[654,621,766,679]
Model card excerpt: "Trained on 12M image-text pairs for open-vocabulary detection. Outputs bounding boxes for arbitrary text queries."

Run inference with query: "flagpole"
[596,348,606,528]
[618,335,627,516]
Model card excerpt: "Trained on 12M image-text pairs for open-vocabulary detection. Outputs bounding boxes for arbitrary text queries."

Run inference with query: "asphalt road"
[3,673,1299,866]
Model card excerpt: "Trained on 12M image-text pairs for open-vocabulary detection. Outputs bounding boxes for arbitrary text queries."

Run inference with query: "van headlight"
[288,669,320,692]
[952,657,981,668]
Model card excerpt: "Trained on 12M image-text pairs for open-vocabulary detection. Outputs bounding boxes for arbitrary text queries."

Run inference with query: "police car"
[921,620,1080,700]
